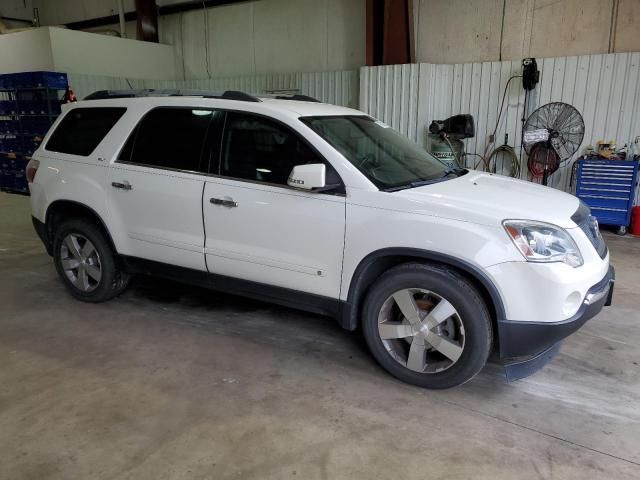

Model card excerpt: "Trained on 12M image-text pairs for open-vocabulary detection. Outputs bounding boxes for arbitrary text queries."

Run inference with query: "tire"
[361,262,493,389]
[53,218,130,302]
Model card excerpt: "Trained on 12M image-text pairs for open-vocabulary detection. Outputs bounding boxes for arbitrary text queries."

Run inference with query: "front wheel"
[361,263,493,389]
[53,218,130,302]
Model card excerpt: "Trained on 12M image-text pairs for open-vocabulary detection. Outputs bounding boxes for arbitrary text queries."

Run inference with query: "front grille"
[572,203,608,259]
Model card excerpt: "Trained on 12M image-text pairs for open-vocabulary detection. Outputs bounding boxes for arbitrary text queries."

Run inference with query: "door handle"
[210,197,238,208]
[112,181,132,190]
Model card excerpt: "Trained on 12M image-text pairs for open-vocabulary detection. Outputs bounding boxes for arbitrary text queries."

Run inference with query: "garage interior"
[1,0,640,478]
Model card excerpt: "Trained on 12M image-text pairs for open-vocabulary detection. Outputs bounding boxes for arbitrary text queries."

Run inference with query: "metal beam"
[382,0,412,65]
[366,0,414,66]
[134,0,159,42]
[63,0,249,32]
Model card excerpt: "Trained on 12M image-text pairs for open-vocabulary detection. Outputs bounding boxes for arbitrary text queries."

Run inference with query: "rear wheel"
[362,263,492,389]
[53,218,129,302]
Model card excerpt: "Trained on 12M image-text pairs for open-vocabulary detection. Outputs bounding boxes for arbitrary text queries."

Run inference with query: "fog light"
[563,291,582,316]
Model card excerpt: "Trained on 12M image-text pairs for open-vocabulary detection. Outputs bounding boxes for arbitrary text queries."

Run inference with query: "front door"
[203,112,346,299]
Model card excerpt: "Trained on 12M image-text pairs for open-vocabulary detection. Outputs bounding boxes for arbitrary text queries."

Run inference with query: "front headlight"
[503,220,583,267]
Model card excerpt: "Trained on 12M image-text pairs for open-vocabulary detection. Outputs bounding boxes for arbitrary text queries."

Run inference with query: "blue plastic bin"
[0,156,22,192]
[0,71,68,90]
[33,72,68,89]
[20,136,40,155]
[0,74,11,90]
[22,117,51,135]
[0,136,21,154]
[0,156,10,189]
[0,100,16,115]
[0,120,18,134]
[9,72,67,89]
[11,72,32,88]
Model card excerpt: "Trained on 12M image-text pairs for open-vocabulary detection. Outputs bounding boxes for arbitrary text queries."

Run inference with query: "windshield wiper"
[441,167,467,177]
[384,168,467,192]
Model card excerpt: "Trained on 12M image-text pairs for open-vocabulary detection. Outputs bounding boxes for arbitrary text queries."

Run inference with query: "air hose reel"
[522,58,539,91]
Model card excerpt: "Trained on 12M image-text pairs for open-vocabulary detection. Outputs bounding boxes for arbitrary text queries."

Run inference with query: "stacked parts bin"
[575,158,639,229]
[0,71,67,194]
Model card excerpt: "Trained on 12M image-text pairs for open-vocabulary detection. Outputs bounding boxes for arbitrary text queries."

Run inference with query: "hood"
[395,171,580,228]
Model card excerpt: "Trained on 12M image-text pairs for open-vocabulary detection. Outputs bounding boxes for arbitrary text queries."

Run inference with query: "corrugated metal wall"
[66,53,640,199]
[360,52,640,194]
[68,70,360,108]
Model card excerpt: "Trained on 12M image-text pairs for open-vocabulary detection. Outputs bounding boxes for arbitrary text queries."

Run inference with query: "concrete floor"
[0,193,639,480]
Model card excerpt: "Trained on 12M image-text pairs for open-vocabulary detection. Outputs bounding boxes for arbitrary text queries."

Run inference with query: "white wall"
[0,27,178,79]
[32,0,134,26]
[67,69,359,107]
[0,28,54,72]
[360,52,640,191]
[0,0,35,21]
[15,0,640,77]
[160,0,364,78]
[31,0,211,26]
[0,0,35,28]
[48,27,178,79]
[414,0,640,64]
[32,0,366,80]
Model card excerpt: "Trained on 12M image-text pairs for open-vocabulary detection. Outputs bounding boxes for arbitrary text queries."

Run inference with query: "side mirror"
[287,163,326,190]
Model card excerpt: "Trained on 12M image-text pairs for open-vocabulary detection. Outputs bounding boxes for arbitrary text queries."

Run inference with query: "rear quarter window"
[46,107,126,156]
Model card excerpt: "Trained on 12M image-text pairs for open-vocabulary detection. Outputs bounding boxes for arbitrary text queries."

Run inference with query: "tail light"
[26,159,40,183]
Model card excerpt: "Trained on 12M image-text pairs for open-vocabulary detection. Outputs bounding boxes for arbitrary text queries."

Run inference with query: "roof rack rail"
[274,94,321,103]
[83,89,261,102]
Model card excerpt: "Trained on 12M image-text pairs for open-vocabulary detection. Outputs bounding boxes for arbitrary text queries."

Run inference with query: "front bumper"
[497,265,615,360]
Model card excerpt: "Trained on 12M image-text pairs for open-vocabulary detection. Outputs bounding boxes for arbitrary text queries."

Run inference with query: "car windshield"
[301,115,462,190]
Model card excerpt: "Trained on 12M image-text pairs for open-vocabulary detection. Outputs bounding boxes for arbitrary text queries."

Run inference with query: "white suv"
[27,90,614,389]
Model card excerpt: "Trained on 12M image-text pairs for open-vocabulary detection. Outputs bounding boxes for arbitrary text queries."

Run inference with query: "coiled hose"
[485,143,520,178]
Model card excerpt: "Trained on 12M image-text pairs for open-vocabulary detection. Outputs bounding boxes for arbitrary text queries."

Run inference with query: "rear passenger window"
[46,107,126,156]
[119,107,216,173]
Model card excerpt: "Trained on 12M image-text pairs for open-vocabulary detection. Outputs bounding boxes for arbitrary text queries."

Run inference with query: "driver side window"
[221,112,322,186]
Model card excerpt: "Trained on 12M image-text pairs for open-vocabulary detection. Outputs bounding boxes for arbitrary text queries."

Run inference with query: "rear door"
[106,107,222,271]
[202,111,346,299]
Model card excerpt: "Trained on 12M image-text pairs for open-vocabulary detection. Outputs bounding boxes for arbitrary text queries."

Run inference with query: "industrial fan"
[522,102,585,185]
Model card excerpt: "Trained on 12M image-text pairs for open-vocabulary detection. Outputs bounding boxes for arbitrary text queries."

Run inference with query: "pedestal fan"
[523,102,585,185]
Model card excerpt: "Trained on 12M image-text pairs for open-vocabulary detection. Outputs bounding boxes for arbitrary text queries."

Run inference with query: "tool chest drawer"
[575,159,638,227]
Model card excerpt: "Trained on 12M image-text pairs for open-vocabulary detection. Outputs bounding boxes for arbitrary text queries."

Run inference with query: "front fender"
[339,246,507,331]
[338,192,521,330]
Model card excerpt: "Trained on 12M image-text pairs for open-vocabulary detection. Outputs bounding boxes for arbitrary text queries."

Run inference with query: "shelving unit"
[0,72,67,194]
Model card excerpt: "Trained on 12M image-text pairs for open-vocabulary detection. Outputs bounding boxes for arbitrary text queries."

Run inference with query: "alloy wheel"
[377,288,465,373]
[60,233,102,292]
